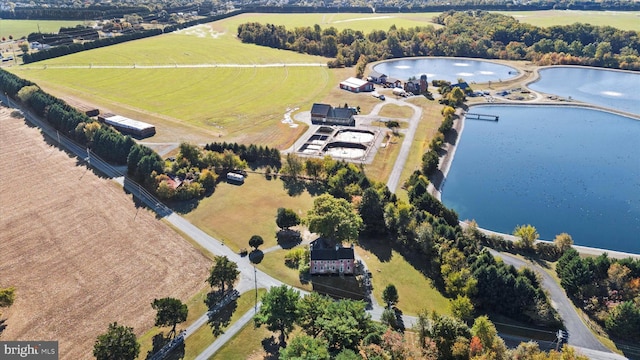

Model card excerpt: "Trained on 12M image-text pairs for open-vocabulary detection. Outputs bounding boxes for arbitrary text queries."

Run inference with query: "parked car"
[379,95,385,100]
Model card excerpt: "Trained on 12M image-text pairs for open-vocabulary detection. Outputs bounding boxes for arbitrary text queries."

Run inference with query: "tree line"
[238,10,640,71]
[556,249,640,342]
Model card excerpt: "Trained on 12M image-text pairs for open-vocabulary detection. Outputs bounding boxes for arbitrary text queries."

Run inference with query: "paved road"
[488,249,610,353]
[4,95,625,359]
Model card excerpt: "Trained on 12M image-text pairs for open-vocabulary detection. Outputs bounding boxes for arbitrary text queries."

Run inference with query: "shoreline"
[426,70,639,258]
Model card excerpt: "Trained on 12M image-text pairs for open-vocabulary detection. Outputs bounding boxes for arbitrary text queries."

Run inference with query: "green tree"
[513,224,539,249]
[297,292,331,338]
[358,187,386,235]
[279,334,330,360]
[248,235,264,250]
[470,315,498,351]
[93,322,140,360]
[450,295,474,322]
[605,301,640,340]
[382,284,399,308]
[0,286,16,307]
[177,142,201,167]
[281,153,304,179]
[429,313,471,360]
[254,285,300,345]
[305,194,362,243]
[276,207,301,231]
[318,299,378,352]
[151,297,188,336]
[207,255,239,294]
[381,307,398,329]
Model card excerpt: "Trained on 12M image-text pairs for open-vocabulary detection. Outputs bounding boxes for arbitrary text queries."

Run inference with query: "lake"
[529,67,640,116]
[441,105,640,254]
[372,57,519,83]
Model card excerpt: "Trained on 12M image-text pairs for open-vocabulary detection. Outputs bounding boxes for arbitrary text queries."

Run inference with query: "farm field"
[496,10,640,31]
[0,19,84,40]
[0,105,211,359]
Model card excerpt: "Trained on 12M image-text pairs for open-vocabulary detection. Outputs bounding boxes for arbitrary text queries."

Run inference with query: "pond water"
[529,67,640,116]
[441,105,640,254]
[373,58,519,84]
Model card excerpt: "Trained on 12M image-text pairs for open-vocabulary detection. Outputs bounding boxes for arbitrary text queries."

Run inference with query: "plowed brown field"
[0,104,211,359]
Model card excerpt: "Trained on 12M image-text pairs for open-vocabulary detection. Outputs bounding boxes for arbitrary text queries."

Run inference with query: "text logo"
[0,341,58,359]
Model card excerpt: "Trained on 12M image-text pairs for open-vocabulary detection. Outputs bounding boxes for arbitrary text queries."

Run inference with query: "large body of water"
[373,58,519,83]
[441,105,640,254]
[529,67,640,116]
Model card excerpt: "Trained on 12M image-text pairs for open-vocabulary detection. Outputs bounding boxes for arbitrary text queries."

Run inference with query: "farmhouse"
[310,103,356,126]
[339,77,374,93]
[98,113,156,138]
[310,238,355,275]
[404,74,429,95]
[367,71,387,84]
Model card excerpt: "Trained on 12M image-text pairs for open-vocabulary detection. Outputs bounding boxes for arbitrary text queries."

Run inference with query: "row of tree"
[556,249,640,341]
[204,141,282,169]
[238,10,640,71]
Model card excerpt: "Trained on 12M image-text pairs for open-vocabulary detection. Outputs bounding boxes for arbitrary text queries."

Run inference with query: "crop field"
[0,20,84,40]
[0,105,211,359]
[496,10,640,31]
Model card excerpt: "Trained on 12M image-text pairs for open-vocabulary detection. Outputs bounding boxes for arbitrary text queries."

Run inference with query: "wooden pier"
[465,112,499,121]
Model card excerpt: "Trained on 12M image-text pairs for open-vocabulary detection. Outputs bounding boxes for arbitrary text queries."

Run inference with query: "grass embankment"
[356,242,451,316]
[183,174,314,254]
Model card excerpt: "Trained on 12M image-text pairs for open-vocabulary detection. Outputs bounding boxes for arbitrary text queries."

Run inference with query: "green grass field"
[183,174,315,254]
[0,19,84,40]
[497,10,640,31]
[356,243,452,316]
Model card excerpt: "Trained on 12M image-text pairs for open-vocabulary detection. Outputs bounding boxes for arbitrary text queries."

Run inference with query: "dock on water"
[464,112,499,121]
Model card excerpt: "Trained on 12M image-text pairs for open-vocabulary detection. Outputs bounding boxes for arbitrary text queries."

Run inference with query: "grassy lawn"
[0,20,84,40]
[365,131,403,184]
[256,249,313,292]
[183,174,315,254]
[355,241,451,316]
[210,322,277,360]
[217,12,444,34]
[495,10,640,31]
[395,96,443,198]
[182,288,267,360]
[137,285,211,359]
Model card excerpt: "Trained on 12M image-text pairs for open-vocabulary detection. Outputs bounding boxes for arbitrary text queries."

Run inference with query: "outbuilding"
[339,77,374,93]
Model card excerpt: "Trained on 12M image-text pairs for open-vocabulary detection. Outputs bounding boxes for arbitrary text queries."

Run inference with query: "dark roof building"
[310,238,355,275]
[310,103,356,126]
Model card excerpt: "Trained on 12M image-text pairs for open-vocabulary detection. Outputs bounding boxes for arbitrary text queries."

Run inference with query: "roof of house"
[332,107,354,120]
[340,77,371,88]
[310,239,355,261]
[452,82,470,90]
[311,103,332,116]
[369,70,386,78]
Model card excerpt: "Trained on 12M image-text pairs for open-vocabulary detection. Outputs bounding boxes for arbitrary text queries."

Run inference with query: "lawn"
[0,20,84,40]
[355,241,451,316]
[496,10,640,31]
[256,249,313,292]
[10,65,331,146]
[182,288,267,359]
[210,320,276,360]
[183,174,315,254]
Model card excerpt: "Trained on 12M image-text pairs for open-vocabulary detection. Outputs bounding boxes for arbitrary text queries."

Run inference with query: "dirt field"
[0,104,211,359]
